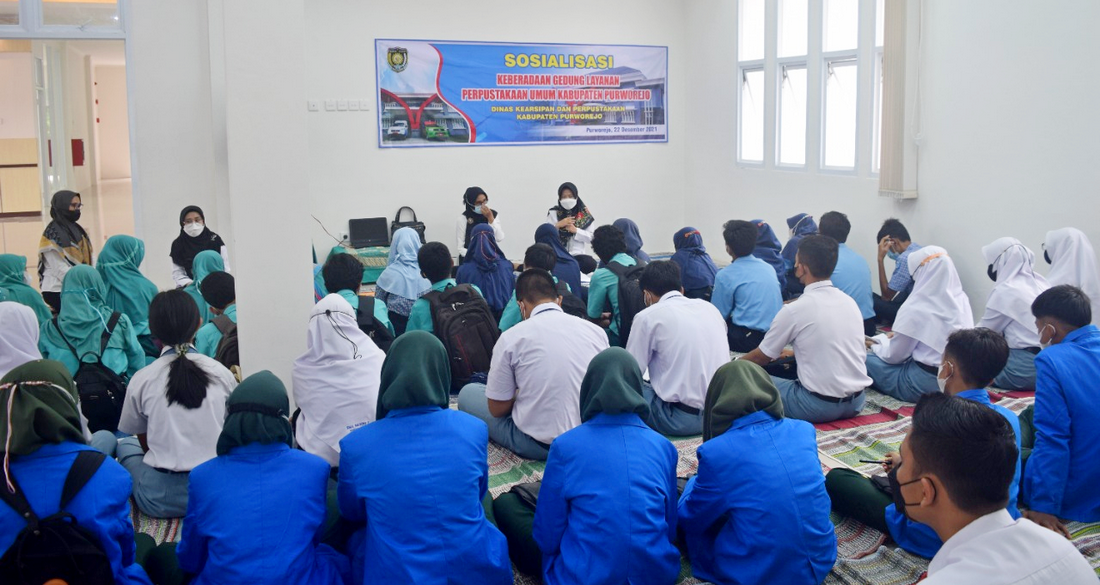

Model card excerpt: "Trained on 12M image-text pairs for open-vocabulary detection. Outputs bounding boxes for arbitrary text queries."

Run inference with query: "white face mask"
[1039,323,1056,349]
[183,222,204,237]
[560,198,577,211]
[936,362,953,393]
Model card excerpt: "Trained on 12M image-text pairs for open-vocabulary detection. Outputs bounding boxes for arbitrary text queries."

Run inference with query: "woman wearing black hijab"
[38,190,93,313]
[546,181,597,273]
[170,205,230,287]
[455,186,505,264]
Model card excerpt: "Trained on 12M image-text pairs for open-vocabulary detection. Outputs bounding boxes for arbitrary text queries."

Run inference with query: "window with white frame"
[736,0,882,175]
[0,0,124,38]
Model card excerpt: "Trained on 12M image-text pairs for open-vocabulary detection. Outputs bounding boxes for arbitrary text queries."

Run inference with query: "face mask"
[559,198,577,211]
[936,362,952,393]
[1039,323,1056,349]
[987,265,997,282]
[183,222,205,237]
[63,209,81,222]
[473,204,483,214]
[887,464,924,521]
[886,249,899,262]
[1044,250,1052,265]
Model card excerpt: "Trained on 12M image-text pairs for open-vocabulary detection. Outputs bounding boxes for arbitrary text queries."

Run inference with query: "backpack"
[555,281,587,319]
[424,284,499,391]
[212,314,240,370]
[52,313,127,434]
[604,261,646,347]
[355,297,395,353]
[0,450,114,585]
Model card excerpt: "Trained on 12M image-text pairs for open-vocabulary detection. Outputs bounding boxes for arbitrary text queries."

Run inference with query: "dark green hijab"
[1,360,85,460]
[216,370,293,456]
[703,360,785,441]
[375,331,450,420]
[579,347,649,422]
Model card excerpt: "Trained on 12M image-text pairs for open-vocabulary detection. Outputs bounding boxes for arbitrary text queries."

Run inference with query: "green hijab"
[216,370,293,456]
[579,347,649,422]
[39,265,131,362]
[0,360,85,460]
[703,360,785,441]
[375,331,450,420]
[0,254,53,324]
[96,235,158,334]
[183,250,224,323]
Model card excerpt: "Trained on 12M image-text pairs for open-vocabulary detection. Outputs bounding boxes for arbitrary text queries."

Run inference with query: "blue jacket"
[338,406,511,585]
[176,443,348,584]
[533,413,680,585]
[1024,324,1100,522]
[885,388,1022,558]
[0,442,152,585]
[678,411,836,585]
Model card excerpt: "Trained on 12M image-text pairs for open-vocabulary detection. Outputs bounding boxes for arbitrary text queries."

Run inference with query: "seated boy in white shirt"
[626,260,729,436]
[741,235,871,423]
[894,393,1094,585]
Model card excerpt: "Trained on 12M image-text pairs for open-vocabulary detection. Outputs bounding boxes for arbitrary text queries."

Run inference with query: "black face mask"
[1045,251,1052,265]
[887,464,924,520]
[987,264,997,282]
[62,209,81,222]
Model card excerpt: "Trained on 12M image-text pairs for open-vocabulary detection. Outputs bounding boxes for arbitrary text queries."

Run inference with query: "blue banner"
[375,39,668,147]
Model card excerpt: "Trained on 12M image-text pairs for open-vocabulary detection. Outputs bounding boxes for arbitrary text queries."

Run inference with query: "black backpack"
[212,314,240,370]
[604,261,646,347]
[355,297,395,353]
[0,450,114,585]
[424,284,499,391]
[555,281,587,319]
[52,313,128,434]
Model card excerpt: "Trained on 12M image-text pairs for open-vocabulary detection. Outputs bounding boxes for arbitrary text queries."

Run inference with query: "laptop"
[348,217,390,248]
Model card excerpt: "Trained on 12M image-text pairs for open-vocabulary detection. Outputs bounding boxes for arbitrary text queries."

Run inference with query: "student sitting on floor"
[883,393,1094,584]
[669,227,718,301]
[145,371,350,585]
[321,253,394,345]
[458,269,608,461]
[678,360,836,585]
[96,235,159,358]
[534,223,584,301]
[781,212,818,298]
[374,227,431,336]
[741,235,872,423]
[625,260,728,436]
[339,332,512,585]
[818,211,877,336]
[1042,227,1100,324]
[750,219,787,294]
[0,253,53,325]
[1020,284,1100,533]
[978,237,1050,390]
[865,247,974,403]
[499,243,582,332]
[292,293,384,469]
[38,265,145,380]
[114,290,237,518]
[194,271,236,359]
[456,223,515,321]
[1,302,42,380]
[613,218,650,266]
[586,224,638,347]
[0,360,152,585]
[873,218,922,325]
[406,242,484,334]
[182,250,225,326]
[510,348,680,585]
[710,220,784,353]
[825,327,1022,559]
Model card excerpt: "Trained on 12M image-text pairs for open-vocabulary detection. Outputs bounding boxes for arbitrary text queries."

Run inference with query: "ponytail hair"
[149,290,211,409]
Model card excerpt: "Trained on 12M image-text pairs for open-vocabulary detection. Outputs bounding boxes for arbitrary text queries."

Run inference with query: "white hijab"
[291,293,384,466]
[1044,228,1100,324]
[892,246,974,354]
[0,302,42,379]
[982,237,1050,331]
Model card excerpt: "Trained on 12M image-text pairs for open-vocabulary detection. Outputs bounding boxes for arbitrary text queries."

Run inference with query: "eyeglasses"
[70,203,83,209]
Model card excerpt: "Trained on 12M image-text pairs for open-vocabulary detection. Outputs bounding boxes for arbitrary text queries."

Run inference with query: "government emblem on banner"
[387,47,408,72]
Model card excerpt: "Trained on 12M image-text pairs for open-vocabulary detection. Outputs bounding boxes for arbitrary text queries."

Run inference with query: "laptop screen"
[348,217,390,247]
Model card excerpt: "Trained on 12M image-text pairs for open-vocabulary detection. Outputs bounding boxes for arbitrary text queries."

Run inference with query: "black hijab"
[170,205,225,279]
[549,182,594,248]
[43,190,89,251]
[461,187,498,251]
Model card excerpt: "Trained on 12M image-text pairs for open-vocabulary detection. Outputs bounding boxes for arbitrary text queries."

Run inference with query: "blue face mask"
[473,205,483,214]
[886,249,900,261]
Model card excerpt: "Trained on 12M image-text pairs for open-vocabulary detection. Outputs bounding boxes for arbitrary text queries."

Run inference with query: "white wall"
[94,65,131,180]
[684,0,1100,317]
[0,53,35,139]
[304,0,688,262]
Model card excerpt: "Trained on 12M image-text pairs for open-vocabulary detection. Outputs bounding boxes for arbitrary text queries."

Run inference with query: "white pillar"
[219,0,311,389]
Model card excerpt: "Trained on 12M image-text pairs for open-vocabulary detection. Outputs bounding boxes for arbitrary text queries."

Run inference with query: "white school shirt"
[924,509,1095,585]
[545,211,593,256]
[976,309,1042,349]
[455,216,505,260]
[758,281,872,398]
[485,302,609,444]
[171,245,232,287]
[118,347,237,471]
[626,291,728,409]
[870,331,943,368]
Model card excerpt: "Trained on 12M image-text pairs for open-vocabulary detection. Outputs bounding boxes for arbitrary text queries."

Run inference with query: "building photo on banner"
[375,39,668,147]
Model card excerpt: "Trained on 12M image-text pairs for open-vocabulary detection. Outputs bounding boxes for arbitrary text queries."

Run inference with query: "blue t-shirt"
[831,243,875,320]
[887,243,923,295]
[710,255,784,331]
